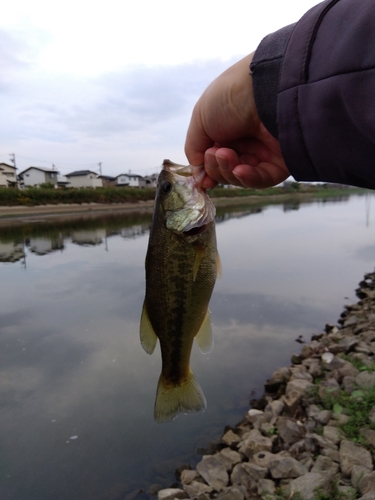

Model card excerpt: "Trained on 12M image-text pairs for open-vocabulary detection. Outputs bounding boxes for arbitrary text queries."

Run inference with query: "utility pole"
[9,153,16,170]
[98,162,102,176]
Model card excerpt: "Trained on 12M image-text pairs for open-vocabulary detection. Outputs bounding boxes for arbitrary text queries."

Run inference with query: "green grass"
[0,186,156,206]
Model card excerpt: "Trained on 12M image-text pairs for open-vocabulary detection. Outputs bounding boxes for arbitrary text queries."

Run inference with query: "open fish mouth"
[183,223,210,236]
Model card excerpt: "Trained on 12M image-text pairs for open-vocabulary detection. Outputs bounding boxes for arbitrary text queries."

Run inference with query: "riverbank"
[153,273,375,500]
[0,191,361,227]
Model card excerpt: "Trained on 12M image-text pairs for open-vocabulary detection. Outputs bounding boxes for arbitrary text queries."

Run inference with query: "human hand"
[184,53,290,189]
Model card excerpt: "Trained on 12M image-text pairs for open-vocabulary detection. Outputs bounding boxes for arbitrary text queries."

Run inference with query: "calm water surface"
[0,194,374,500]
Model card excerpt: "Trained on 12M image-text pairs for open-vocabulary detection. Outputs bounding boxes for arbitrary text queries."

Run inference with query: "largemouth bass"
[140,159,219,423]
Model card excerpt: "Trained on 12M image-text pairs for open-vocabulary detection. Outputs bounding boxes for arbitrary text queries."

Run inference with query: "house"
[143,174,158,188]
[116,173,146,188]
[99,175,116,187]
[65,170,103,188]
[18,166,59,187]
[0,163,18,188]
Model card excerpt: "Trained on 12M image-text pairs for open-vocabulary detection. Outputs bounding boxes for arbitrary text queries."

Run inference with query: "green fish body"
[140,160,218,423]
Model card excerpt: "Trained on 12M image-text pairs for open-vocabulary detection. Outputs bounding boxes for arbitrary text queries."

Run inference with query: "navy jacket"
[250,0,375,189]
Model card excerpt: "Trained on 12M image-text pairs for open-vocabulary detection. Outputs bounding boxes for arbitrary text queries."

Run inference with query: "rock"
[315,410,332,426]
[222,430,241,447]
[269,456,308,479]
[323,425,342,445]
[320,447,340,462]
[356,371,375,388]
[358,493,375,500]
[369,407,375,423]
[343,315,358,327]
[360,428,375,447]
[285,378,314,398]
[276,416,305,445]
[180,469,201,486]
[282,390,302,415]
[251,450,290,469]
[215,487,244,500]
[342,375,357,394]
[309,432,338,451]
[351,465,372,489]
[359,471,375,496]
[339,440,373,477]
[245,409,265,427]
[257,479,276,496]
[310,455,339,476]
[264,399,284,418]
[318,378,340,399]
[231,462,267,491]
[237,429,272,459]
[286,472,332,500]
[264,367,290,393]
[215,448,242,470]
[337,360,360,378]
[183,481,213,498]
[157,488,188,500]
[196,456,229,491]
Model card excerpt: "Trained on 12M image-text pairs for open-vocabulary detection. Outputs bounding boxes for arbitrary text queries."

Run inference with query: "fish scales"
[140,159,218,423]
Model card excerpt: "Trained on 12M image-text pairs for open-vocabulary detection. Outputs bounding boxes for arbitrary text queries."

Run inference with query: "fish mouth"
[183,223,209,236]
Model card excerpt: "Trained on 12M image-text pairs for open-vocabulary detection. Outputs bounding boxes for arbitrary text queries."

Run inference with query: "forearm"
[250,0,375,190]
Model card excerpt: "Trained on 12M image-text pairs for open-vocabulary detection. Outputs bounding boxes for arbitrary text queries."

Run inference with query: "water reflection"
[0,213,152,264]
[0,194,373,500]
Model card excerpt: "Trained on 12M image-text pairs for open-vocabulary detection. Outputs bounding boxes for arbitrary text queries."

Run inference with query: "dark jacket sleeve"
[250,0,375,189]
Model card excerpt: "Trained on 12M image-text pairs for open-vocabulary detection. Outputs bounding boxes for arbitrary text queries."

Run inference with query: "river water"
[0,194,374,500]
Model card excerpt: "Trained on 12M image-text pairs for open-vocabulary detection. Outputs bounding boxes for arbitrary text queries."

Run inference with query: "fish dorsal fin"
[140,302,158,354]
[193,246,206,282]
[195,309,213,354]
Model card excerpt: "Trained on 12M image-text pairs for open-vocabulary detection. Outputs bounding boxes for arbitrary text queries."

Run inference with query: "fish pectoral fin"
[193,246,206,282]
[154,371,206,423]
[140,302,158,355]
[195,309,213,354]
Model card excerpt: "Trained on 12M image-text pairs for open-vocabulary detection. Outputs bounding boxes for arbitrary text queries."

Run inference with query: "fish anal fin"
[195,309,213,354]
[193,246,206,282]
[140,302,158,355]
[154,371,206,423]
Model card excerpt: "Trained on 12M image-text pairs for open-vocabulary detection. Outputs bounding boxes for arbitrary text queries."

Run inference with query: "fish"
[140,159,219,423]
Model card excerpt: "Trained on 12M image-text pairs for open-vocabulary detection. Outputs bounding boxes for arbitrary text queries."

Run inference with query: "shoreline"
[152,273,375,500]
[0,192,355,228]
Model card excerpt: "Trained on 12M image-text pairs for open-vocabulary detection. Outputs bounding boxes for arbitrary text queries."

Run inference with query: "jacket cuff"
[250,24,295,138]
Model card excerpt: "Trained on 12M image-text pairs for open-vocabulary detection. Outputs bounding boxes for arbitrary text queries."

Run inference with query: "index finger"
[184,107,214,167]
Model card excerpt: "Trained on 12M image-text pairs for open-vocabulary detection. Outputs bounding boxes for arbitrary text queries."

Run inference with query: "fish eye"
[161,181,172,194]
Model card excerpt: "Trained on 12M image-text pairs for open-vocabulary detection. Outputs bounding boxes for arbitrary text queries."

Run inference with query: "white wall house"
[65,170,103,188]
[0,163,17,187]
[116,173,146,188]
[19,167,59,187]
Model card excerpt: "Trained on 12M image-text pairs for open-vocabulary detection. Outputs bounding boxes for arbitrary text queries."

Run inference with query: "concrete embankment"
[154,272,375,500]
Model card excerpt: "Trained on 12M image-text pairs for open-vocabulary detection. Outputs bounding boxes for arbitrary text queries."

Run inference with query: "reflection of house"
[0,163,18,187]
[71,229,106,246]
[18,167,59,187]
[65,170,103,188]
[116,173,146,188]
[27,236,64,255]
[0,241,25,262]
[120,225,148,239]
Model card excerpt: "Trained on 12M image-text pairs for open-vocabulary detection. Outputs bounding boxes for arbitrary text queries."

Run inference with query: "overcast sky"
[0,0,320,178]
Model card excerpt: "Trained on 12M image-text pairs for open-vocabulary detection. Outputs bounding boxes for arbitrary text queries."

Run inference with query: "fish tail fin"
[154,371,206,423]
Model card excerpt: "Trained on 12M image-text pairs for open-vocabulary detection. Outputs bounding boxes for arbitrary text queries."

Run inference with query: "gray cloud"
[7,59,236,140]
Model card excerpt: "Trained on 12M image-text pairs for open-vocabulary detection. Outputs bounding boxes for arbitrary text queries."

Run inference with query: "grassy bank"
[0,184,369,206]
